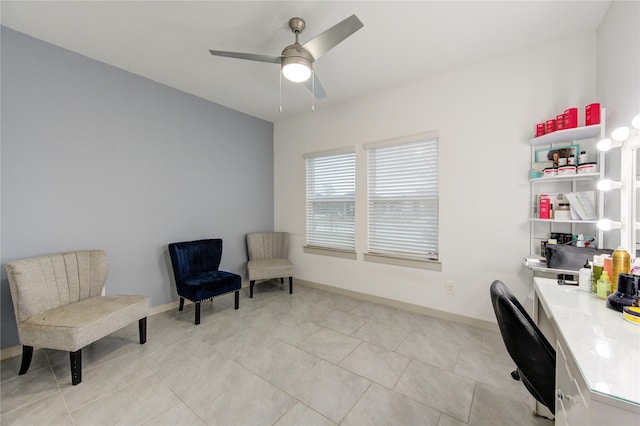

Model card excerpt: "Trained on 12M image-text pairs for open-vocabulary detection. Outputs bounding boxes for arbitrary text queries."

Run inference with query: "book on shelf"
[566,191,597,220]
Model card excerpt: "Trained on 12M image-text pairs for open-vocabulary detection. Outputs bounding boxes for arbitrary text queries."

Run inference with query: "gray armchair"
[246,232,293,298]
[5,250,149,385]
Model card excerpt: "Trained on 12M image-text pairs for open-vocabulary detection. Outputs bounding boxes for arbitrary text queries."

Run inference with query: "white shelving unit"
[527,108,606,273]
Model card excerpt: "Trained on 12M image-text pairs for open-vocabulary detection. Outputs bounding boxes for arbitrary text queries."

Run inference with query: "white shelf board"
[530,124,601,146]
[529,218,598,224]
[527,264,579,275]
[529,172,600,183]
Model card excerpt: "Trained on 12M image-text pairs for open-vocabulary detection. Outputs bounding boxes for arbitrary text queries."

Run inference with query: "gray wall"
[0,27,274,348]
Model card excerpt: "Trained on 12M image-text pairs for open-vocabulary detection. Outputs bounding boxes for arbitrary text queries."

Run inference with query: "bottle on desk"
[592,255,605,294]
[597,271,612,300]
[612,247,631,291]
[579,260,592,292]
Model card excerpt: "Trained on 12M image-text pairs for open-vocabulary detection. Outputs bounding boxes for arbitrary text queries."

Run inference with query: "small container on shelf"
[564,108,578,128]
[554,203,571,220]
[585,103,601,125]
[542,167,558,178]
[539,197,551,219]
[577,162,598,174]
[535,123,546,137]
[556,114,565,130]
[546,119,556,134]
[557,165,576,176]
[529,169,543,179]
[578,150,589,164]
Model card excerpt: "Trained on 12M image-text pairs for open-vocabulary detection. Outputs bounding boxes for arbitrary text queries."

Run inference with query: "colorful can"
[556,114,565,130]
[546,119,556,134]
[585,103,601,125]
[542,167,558,177]
[564,108,578,128]
[536,123,546,137]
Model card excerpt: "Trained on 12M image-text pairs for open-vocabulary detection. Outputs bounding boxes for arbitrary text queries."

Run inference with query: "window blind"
[305,151,356,251]
[367,137,439,260]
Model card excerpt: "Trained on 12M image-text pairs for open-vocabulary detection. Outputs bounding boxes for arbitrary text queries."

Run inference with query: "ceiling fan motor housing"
[282,44,314,65]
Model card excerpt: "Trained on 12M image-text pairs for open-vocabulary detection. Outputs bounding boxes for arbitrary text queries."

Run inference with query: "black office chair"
[490,280,556,414]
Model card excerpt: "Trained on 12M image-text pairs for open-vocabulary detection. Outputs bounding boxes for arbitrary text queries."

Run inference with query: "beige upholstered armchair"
[5,250,149,385]
[246,232,293,298]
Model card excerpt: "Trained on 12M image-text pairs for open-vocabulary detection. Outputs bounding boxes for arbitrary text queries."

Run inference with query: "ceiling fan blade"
[304,72,327,99]
[302,15,363,60]
[209,50,281,64]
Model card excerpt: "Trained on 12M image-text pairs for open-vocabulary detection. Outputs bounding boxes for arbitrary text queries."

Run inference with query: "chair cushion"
[247,258,293,281]
[19,295,149,352]
[177,270,241,302]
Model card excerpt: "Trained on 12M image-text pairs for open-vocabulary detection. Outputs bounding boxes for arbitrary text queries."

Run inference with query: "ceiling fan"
[209,14,364,99]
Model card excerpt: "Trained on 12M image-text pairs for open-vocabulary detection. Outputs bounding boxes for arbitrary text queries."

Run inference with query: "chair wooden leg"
[179,297,185,311]
[18,345,33,375]
[195,302,201,325]
[139,317,147,344]
[234,291,239,309]
[250,280,255,298]
[70,349,82,385]
[289,277,293,294]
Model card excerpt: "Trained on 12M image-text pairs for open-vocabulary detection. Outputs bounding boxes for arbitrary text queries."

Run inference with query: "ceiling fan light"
[282,62,311,82]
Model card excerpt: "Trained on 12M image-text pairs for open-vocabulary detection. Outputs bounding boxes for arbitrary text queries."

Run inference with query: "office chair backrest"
[490,280,556,414]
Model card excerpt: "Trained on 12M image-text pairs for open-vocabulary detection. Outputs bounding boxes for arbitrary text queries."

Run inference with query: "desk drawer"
[556,340,589,425]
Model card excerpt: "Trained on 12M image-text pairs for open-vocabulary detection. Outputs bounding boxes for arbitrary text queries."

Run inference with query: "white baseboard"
[296,279,498,332]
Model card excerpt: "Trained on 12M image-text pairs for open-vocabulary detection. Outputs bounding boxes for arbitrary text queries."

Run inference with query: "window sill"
[303,246,357,260]
[364,252,442,271]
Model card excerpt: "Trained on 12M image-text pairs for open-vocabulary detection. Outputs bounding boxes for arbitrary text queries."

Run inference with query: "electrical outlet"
[445,280,456,295]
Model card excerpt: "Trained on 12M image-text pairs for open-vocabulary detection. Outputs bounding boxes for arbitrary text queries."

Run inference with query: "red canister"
[564,108,578,128]
[546,119,556,134]
[556,114,565,130]
[585,103,601,125]
[536,123,546,137]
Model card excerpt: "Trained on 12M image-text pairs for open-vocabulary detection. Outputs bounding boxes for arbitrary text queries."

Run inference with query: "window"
[304,148,356,255]
[365,133,439,264]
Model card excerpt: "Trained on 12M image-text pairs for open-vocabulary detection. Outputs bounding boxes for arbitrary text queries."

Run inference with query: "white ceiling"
[1,1,611,123]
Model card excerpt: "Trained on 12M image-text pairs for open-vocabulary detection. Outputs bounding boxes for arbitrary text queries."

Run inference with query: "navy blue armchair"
[168,239,241,324]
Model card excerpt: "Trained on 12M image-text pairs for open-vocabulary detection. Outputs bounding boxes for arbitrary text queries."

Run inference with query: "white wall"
[274,33,598,323]
[597,0,640,251]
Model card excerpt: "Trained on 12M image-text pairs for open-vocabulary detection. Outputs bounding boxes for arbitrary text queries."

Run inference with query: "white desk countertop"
[534,278,640,408]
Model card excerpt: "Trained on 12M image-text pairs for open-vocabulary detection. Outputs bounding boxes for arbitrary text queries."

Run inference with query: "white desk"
[533,278,640,425]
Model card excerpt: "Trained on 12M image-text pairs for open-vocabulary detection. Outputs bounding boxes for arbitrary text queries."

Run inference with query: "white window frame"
[303,147,357,259]
[364,132,441,270]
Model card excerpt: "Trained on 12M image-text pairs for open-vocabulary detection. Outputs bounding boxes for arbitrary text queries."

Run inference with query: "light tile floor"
[1,281,553,425]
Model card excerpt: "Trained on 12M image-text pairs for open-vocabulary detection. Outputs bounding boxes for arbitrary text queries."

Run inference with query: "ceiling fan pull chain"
[311,71,315,112]
[279,71,283,113]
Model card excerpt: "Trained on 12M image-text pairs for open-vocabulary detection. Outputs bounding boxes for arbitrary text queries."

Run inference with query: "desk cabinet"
[556,337,592,425]
[533,278,640,425]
